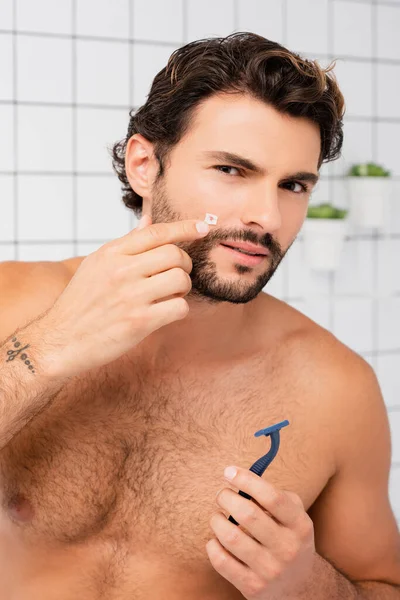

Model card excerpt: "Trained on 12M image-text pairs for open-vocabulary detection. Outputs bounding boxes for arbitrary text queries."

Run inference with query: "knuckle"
[213,549,228,569]
[172,268,191,290]
[241,504,258,526]
[298,516,313,540]
[266,558,283,580]
[181,270,193,291]
[226,528,241,546]
[184,253,193,272]
[269,491,285,509]
[99,240,115,254]
[177,267,188,283]
[165,243,184,263]
[174,297,189,318]
[282,542,299,563]
[111,266,128,284]
[93,245,115,265]
[129,308,148,328]
[288,491,304,508]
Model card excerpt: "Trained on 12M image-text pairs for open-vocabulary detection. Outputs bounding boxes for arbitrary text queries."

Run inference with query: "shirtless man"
[0,32,399,600]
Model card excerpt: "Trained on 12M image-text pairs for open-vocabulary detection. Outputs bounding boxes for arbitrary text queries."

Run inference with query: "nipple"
[7,494,35,523]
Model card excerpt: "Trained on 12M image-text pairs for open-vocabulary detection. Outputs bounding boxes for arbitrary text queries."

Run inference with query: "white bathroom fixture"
[302,217,348,272]
[347,176,392,230]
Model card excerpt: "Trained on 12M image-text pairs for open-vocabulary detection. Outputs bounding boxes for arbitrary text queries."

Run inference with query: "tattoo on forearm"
[5,337,36,373]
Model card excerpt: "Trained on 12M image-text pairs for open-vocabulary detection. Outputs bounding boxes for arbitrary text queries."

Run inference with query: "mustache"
[203,228,284,260]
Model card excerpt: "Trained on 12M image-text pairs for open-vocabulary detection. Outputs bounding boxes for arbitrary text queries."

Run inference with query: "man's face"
[146,93,321,304]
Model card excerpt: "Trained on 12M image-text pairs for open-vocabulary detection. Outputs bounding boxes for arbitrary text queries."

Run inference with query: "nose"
[240,185,282,232]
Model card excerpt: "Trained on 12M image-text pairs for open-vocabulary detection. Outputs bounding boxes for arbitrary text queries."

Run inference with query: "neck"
[136,292,259,368]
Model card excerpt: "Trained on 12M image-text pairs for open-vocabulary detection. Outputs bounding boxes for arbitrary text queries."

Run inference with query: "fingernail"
[224,466,237,480]
[196,221,209,234]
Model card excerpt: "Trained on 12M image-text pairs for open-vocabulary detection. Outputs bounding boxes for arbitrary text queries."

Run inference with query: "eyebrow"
[200,150,320,187]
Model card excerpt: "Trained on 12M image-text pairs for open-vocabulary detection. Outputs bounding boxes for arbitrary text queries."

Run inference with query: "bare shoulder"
[0,257,84,344]
[258,291,371,375]
[257,292,380,460]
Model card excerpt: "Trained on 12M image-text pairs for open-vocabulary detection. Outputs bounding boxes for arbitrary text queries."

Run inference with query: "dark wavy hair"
[111,32,345,217]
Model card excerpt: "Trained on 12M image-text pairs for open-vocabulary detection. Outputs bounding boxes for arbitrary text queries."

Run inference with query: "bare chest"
[0,357,334,567]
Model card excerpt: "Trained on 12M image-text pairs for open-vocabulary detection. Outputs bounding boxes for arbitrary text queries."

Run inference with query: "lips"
[220,242,269,256]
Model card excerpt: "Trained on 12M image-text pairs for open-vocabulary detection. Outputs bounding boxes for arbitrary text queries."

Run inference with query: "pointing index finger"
[115,219,210,255]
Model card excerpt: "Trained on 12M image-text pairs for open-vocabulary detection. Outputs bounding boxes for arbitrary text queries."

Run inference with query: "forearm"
[0,320,69,449]
[297,553,400,599]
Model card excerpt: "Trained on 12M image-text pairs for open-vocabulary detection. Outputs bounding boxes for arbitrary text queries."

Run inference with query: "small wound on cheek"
[204,213,218,225]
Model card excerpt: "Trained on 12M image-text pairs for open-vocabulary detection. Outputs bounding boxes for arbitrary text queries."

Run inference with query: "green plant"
[347,162,391,177]
[307,203,348,219]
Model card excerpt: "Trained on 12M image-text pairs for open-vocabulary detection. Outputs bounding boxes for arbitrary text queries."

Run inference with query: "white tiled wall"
[0,0,399,525]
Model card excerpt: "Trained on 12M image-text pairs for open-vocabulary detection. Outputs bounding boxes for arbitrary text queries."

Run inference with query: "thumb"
[136,214,152,230]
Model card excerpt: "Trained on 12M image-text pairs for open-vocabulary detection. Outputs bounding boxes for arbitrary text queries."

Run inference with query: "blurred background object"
[346,161,392,229]
[0,0,399,524]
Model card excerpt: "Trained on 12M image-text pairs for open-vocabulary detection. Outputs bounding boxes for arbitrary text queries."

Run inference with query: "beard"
[150,178,287,305]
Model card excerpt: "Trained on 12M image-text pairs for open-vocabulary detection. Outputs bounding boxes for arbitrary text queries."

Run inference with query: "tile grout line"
[0,31,399,66]
[12,0,18,261]
[371,0,379,372]
[2,100,400,124]
[11,0,19,260]
[72,0,77,257]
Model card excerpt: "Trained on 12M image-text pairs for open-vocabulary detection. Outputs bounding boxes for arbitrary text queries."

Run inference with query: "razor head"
[254,420,290,438]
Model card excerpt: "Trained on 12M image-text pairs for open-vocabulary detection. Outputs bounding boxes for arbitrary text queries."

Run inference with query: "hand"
[206,466,316,599]
[33,214,210,378]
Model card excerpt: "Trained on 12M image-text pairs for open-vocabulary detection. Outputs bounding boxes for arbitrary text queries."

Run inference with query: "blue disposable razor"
[228,419,290,526]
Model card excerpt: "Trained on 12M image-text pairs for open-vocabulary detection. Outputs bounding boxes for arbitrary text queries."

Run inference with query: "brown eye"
[282,181,309,194]
[214,165,241,176]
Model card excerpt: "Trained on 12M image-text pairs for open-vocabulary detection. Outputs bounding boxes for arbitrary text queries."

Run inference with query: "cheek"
[191,174,235,207]
[279,201,308,244]
[169,170,235,214]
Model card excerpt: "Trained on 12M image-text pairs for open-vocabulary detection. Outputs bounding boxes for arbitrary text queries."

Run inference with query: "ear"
[124,133,158,199]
